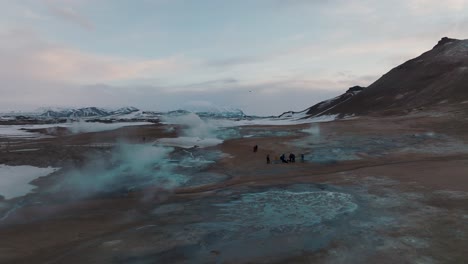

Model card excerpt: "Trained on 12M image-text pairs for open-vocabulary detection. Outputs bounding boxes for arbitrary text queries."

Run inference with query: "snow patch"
[227,114,338,126]
[395,93,405,100]
[0,122,153,138]
[0,165,59,200]
[0,124,57,138]
[67,121,153,134]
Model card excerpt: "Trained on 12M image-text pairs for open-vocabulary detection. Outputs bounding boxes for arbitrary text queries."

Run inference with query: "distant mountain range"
[197,109,246,119]
[286,37,468,119]
[0,106,247,122]
[41,107,139,118]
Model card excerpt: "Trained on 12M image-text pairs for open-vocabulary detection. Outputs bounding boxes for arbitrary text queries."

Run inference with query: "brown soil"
[0,113,467,263]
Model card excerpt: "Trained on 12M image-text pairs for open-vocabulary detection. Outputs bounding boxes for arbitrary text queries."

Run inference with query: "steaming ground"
[0,112,468,263]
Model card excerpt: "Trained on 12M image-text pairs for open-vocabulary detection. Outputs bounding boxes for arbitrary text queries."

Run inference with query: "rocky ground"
[0,111,467,263]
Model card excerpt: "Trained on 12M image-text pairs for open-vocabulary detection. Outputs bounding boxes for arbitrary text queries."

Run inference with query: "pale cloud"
[0,0,467,115]
[0,29,192,84]
[408,0,467,13]
[48,4,95,30]
[33,48,187,82]
[0,1,92,36]
[206,55,266,69]
[332,37,433,56]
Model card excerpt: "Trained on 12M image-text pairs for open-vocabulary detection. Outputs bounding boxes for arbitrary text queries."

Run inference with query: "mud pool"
[108,184,364,263]
[95,177,463,264]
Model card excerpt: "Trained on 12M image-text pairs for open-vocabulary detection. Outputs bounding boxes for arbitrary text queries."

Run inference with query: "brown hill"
[305,37,468,117]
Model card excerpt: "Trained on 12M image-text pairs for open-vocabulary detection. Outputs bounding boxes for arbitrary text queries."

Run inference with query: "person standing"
[253,145,258,152]
[280,154,288,163]
[266,154,270,164]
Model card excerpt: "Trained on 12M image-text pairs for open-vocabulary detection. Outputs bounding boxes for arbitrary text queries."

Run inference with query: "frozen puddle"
[0,165,59,200]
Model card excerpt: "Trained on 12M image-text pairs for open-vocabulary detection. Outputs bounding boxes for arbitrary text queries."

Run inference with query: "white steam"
[162,113,217,138]
[58,144,188,196]
[302,123,321,142]
[157,113,223,148]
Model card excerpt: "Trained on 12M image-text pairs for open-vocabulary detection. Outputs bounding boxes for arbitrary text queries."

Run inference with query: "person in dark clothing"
[280,154,288,163]
[253,145,258,152]
[266,154,270,164]
[289,153,296,163]
[301,153,305,162]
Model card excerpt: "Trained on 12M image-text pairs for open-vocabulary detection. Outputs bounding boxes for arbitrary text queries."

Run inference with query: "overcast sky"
[1,0,467,115]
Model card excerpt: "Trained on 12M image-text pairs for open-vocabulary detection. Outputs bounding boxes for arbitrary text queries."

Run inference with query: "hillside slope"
[304,37,468,117]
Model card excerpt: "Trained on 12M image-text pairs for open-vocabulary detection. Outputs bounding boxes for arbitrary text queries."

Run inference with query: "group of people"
[254,145,305,164]
[265,151,304,164]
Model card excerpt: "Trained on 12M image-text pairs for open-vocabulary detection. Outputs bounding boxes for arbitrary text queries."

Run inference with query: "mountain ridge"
[287,37,468,119]
[41,106,140,118]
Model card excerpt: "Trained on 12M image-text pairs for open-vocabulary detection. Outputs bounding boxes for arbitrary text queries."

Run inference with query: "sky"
[0,0,467,115]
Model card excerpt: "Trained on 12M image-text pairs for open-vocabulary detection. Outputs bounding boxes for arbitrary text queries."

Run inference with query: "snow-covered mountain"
[41,107,139,118]
[42,107,107,118]
[196,109,246,119]
[305,86,365,117]
[2,106,249,123]
[109,106,139,116]
[277,109,310,119]
[278,86,365,119]
[165,109,247,119]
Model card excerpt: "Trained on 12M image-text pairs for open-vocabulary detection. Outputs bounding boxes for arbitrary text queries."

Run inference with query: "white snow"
[316,97,339,110]
[0,124,59,138]
[395,94,405,100]
[66,121,153,133]
[0,122,153,138]
[227,114,338,126]
[278,109,310,119]
[307,114,339,123]
[155,137,223,148]
[0,165,59,200]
